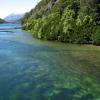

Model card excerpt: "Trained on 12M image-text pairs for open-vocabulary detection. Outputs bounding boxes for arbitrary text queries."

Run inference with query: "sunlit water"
[0,23,100,100]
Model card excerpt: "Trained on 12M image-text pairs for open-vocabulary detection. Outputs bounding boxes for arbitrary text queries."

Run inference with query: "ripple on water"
[0,24,100,100]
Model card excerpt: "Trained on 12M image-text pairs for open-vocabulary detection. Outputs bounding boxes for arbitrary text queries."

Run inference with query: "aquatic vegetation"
[0,24,100,100]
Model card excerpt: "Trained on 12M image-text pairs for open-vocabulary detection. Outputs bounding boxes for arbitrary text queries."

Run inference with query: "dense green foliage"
[21,0,100,45]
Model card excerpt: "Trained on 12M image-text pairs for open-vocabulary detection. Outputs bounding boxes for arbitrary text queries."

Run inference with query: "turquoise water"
[0,23,100,100]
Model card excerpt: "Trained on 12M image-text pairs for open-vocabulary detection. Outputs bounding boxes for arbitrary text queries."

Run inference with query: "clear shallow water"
[0,23,100,100]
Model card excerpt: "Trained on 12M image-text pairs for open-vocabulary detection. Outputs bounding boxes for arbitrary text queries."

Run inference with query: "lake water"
[0,23,100,100]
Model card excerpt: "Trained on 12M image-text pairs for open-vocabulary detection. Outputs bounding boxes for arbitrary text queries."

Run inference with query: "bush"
[92,28,100,45]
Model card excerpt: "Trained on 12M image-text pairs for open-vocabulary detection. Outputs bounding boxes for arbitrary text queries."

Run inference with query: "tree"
[92,27,100,45]
[76,15,96,44]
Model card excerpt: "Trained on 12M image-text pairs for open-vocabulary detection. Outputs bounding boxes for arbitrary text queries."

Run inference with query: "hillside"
[21,0,100,45]
[0,18,6,23]
[5,14,24,22]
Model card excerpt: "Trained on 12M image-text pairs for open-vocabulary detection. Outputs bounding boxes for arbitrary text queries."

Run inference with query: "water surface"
[0,23,100,100]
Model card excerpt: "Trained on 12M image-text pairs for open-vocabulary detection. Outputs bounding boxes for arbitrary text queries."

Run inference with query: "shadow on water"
[0,23,100,100]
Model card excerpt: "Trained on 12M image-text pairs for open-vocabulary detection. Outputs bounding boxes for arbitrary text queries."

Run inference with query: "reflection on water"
[0,23,100,100]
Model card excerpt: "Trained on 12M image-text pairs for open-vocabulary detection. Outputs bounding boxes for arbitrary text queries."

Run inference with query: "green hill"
[0,18,6,23]
[21,0,100,45]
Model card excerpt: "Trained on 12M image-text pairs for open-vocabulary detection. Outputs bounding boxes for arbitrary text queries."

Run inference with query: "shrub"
[92,28,100,45]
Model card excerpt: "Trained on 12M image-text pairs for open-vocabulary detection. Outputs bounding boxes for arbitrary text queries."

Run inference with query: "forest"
[21,0,100,45]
